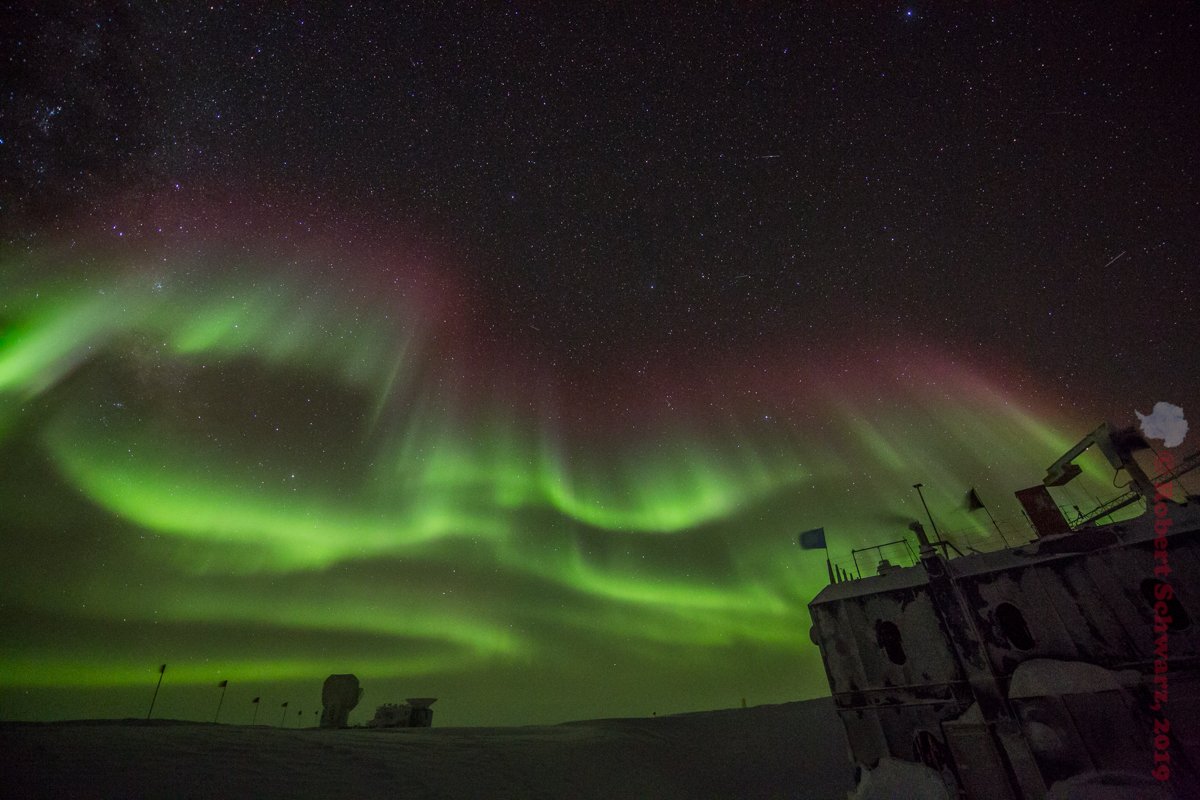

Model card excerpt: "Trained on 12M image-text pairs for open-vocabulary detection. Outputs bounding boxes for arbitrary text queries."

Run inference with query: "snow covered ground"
[0,698,855,799]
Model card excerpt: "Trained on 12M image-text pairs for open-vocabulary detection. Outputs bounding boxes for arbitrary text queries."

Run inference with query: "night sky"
[2,4,1197,727]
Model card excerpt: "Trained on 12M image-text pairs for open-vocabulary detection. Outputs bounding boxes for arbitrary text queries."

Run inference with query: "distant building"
[367,697,437,728]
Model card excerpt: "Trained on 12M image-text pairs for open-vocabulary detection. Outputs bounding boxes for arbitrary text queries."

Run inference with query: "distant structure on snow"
[319,674,363,729]
[368,698,437,728]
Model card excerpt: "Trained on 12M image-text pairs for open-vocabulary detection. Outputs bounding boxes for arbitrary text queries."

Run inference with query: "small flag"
[218,680,228,688]
[159,664,167,674]
[252,697,260,704]
[798,528,827,550]
[967,488,985,512]
[281,701,289,708]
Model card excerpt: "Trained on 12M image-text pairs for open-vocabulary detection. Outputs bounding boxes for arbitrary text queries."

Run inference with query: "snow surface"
[0,698,854,799]
[848,758,950,800]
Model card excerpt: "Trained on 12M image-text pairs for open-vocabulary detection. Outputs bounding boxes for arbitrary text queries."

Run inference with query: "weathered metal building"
[808,429,1199,798]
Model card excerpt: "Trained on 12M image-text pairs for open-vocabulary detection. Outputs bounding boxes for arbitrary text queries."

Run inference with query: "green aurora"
[0,243,1163,726]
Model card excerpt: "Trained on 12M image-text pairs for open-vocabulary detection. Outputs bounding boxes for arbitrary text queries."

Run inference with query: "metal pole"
[147,664,166,720]
[1019,508,1036,541]
[214,682,228,724]
[912,483,943,541]
[982,504,1011,547]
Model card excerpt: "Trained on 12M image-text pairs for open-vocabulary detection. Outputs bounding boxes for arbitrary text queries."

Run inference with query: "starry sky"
[1,4,1198,727]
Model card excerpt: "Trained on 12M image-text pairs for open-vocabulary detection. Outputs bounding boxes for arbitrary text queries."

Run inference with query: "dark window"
[996,603,1035,650]
[1141,579,1191,632]
[875,620,907,665]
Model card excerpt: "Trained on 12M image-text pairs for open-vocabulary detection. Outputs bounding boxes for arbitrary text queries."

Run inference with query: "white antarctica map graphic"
[1135,401,1189,448]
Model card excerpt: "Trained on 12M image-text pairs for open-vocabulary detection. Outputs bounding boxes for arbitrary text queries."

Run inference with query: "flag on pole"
[147,663,168,720]
[251,697,260,704]
[798,528,827,550]
[214,679,230,723]
[969,486,1013,546]
[281,701,289,708]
